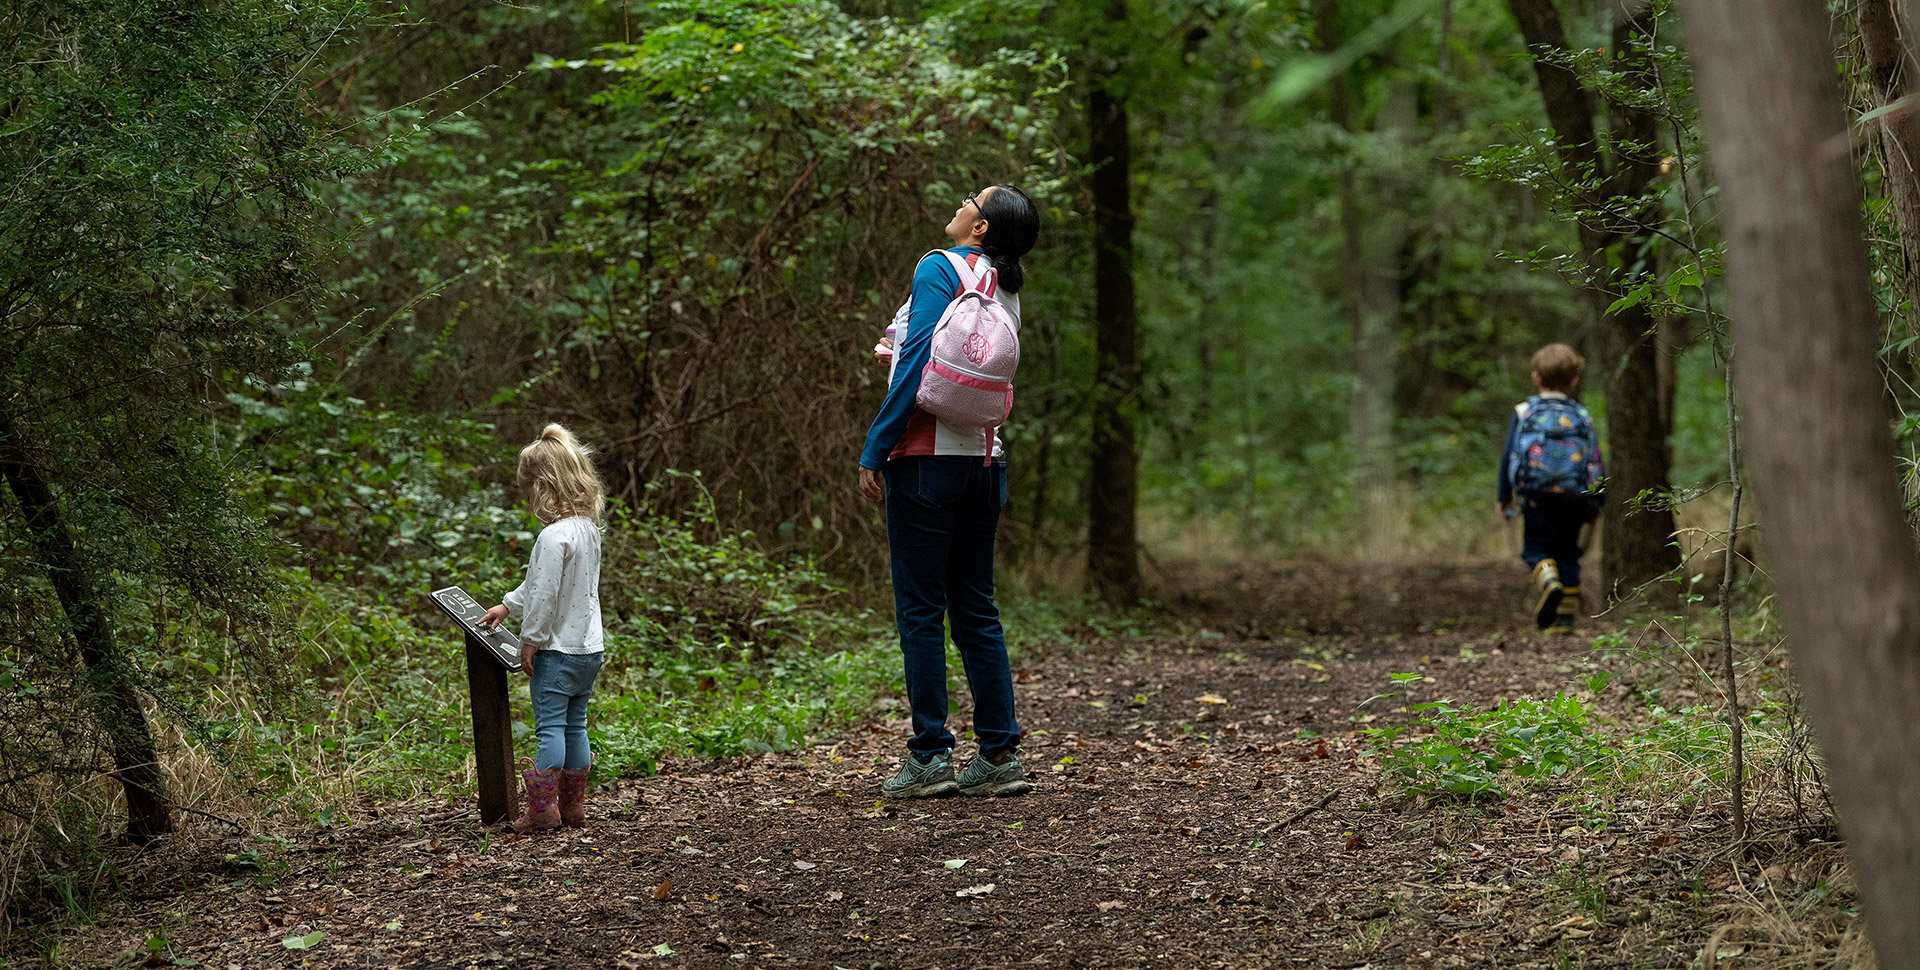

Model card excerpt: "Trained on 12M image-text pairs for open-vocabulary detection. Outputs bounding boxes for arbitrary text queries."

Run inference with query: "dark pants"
[1520,493,1593,587]
[883,456,1021,759]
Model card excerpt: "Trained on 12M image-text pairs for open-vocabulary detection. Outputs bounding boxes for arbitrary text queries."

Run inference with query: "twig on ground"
[1007,837,1079,858]
[176,805,249,834]
[1275,790,1340,829]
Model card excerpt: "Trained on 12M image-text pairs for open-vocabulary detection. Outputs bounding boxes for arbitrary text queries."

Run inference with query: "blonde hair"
[1531,343,1585,393]
[516,424,604,525]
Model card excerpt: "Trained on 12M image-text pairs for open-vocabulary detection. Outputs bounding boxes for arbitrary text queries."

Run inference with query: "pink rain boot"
[557,760,592,829]
[512,758,561,833]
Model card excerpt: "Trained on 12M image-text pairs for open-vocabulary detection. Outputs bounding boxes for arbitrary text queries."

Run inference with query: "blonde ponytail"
[516,423,605,525]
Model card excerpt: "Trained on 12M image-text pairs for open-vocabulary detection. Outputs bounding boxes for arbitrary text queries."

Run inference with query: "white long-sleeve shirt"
[503,515,604,654]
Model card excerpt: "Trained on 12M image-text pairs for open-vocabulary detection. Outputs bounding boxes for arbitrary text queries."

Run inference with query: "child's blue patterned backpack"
[1510,396,1602,496]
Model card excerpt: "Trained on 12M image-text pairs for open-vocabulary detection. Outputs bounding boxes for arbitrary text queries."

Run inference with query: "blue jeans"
[1520,493,1593,587]
[883,456,1022,759]
[528,650,603,771]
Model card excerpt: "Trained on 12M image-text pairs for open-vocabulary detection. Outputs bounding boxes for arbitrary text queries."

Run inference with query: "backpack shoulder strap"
[938,250,998,298]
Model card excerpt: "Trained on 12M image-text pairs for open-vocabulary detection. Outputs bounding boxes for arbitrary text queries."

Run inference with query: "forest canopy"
[11,0,1920,963]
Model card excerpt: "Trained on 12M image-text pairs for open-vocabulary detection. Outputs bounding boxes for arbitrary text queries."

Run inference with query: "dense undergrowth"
[2,389,1060,936]
[1364,603,1812,811]
[233,387,913,799]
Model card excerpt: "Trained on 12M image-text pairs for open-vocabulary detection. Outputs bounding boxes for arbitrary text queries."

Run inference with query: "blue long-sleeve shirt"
[1497,410,1522,506]
[859,247,979,469]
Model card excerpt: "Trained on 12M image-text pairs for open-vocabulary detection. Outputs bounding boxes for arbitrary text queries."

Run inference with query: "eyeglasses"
[963,192,980,215]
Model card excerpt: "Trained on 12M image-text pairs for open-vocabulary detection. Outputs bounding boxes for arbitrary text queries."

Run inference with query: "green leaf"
[282,931,324,950]
[1858,93,1918,127]
[1607,286,1649,316]
[1259,0,1437,108]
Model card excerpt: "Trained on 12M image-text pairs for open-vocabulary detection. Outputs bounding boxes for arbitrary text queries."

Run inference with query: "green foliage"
[0,0,382,927]
[0,0,372,618]
[209,400,897,797]
[316,0,1067,574]
[232,380,526,591]
[1366,688,1615,800]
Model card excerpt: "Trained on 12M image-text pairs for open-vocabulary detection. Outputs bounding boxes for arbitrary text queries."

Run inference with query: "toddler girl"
[481,424,606,832]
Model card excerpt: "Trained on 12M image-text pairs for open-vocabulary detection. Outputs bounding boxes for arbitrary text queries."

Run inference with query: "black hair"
[977,184,1039,295]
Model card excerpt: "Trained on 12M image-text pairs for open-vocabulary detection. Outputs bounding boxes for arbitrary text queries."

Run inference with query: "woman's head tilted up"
[943,184,1040,294]
[516,423,605,525]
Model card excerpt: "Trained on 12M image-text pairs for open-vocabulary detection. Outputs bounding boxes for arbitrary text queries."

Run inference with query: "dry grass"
[1138,486,1514,568]
[1694,845,1873,969]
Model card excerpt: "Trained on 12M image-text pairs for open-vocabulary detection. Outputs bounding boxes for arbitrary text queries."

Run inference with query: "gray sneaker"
[881,751,959,798]
[957,751,1032,797]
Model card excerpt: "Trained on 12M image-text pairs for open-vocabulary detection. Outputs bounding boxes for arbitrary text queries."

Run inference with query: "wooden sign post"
[431,586,524,825]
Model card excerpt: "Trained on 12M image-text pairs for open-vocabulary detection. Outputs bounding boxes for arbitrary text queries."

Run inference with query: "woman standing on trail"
[858,184,1040,800]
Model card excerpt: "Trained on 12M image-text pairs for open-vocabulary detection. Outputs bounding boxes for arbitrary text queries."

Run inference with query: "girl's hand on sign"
[480,604,509,629]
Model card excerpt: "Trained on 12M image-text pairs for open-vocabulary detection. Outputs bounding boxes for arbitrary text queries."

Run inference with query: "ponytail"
[516,423,606,525]
[981,242,1026,295]
[977,184,1039,295]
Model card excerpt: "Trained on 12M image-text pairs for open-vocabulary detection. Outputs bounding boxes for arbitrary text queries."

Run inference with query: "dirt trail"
[38,562,1835,969]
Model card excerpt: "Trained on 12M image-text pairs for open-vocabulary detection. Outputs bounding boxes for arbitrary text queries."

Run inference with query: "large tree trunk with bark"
[1507,0,1680,599]
[1684,0,1920,962]
[1086,0,1141,606]
[1596,1,1680,600]
[0,414,171,843]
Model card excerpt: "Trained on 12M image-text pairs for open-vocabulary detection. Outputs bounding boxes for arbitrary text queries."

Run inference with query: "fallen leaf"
[281,931,324,950]
[1097,900,1126,912]
[652,880,672,900]
[1344,834,1370,851]
[955,883,996,898]
[943,859,968,869]
[825,891,844,902]
[652,942,674,956]
[1565,928,1593,939]
[1552,915,1590,928]
[793,861,817,870]
[1196,693,1229,705]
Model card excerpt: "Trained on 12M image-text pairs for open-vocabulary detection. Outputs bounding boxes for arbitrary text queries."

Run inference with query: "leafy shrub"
[1366,684,1615,800]
[231,378,527,592]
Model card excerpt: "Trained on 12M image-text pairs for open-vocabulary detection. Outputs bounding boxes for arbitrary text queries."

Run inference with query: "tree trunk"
[1317,0,1408,540]
[1683,0,1920,961]
[1508,0,1680,598]
[0,414,171,843]
[1862,0,1920,328]
[1086,0,1141,606]
[1597,0,1680,600]
[1352,80,1414,530]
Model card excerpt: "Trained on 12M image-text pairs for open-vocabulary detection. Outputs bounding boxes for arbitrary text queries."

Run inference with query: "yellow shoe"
[1554,585,1581,631]
[1532,559,1564,630]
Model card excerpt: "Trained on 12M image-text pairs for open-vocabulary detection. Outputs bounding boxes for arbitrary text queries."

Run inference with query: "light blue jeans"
[528,650,603,771]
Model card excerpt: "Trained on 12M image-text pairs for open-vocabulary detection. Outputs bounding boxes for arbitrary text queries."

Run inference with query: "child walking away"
[1498,344,1605,630]
[481,425,606,832]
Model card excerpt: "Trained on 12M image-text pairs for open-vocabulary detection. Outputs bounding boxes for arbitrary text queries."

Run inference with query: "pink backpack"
[914,251,1021,464]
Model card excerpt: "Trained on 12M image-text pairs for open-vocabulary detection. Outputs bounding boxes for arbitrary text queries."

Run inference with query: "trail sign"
[429,585,519,824]
[430,586,524,671]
